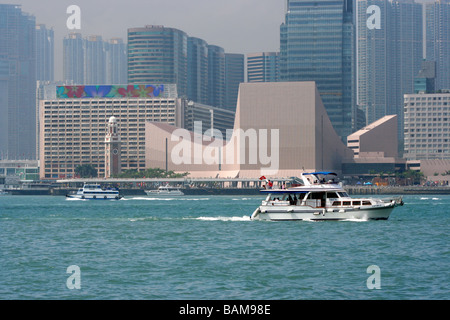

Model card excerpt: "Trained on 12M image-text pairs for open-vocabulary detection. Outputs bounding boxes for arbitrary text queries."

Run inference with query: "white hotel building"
[404,92,450,160]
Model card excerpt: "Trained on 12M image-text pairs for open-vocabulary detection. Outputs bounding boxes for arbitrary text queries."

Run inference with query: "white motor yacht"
[251,172,403,221]
[145,185,184,197]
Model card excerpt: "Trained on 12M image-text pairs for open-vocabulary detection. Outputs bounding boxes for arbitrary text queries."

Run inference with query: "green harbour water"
[0,194,448,300]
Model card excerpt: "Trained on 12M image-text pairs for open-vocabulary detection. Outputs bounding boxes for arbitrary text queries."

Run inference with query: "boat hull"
[251,204,395,221]
[66,194,121,200]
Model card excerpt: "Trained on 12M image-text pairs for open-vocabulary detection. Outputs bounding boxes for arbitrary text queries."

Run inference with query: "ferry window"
[342,201,351,206]
[362,201,371,205]
[353,201,361,206]
[332,201,341,206]
[327,192,338,198]
[308,192,325,199]
[338,192,349,198]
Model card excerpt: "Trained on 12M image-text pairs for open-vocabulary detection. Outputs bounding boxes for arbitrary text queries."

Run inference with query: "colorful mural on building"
[56,85,165,99]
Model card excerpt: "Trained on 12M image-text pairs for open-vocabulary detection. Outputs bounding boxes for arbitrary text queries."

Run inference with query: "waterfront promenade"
[4,177,450,195]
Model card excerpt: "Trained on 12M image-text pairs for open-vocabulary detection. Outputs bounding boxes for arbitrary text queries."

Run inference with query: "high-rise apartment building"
[63,33,84,84]
[0,4,36,160]
[247,52,279,83]
[127,26,188,97]
[106,38,127,85]
[357,0,423,138]
[84,35,106,85]
[425,0,450,91]
[224,53,244,112]
[35,24,54,82]
[280,0,355,139]
[63,33,127,85]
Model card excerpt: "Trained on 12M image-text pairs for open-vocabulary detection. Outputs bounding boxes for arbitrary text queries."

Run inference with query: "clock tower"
[105,116,121,178]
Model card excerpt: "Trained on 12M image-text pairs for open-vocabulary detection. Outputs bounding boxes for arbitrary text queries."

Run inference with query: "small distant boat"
[66,183,122,200]
[251,172,403,221]
[145,185,184,197]
[0,190,8,195]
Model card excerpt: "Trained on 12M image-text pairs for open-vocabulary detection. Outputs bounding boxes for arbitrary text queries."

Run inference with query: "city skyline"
[15,0,284,81]
[1,0,448,163]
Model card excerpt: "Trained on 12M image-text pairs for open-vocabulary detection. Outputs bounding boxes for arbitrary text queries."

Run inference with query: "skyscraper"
[224,53,244,112]
[127,26,188,97]
[425,0,450,91]
[63,33,84,84]
[0,4,36,160]
[247,52,279,83]
[357,0,423,138]
[187,37,209,104]
[280,0,355,139]
[35,24,54,82]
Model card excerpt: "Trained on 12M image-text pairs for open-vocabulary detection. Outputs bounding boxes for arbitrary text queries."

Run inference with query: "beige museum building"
[145,82,354,178]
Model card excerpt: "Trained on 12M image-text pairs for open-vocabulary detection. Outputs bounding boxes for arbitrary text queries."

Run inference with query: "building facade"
[280,0,355,139]
[40,84,182,179]
[0,4,36,160]
[247,52,279,83]
[404,92,450,160]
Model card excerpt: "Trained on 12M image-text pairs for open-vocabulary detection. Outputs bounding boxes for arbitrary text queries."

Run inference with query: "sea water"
[0,194,448,300]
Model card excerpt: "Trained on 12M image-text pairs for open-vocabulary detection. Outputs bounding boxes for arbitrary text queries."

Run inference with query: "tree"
[75,164,98,178]
[112,168,189,179]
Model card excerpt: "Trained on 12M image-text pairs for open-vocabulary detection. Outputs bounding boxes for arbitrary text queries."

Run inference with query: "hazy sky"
[15,0,285,80]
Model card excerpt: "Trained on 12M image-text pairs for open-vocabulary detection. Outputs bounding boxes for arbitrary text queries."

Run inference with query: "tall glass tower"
[208,45,226,109]
[224,53,244,112]
[187,37,209,104]
[280,0,355,139]
[127,25,188,97]
[35,24,54,82]
[0,4,36,160]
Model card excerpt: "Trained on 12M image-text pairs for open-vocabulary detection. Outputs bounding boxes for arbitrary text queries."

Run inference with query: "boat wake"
[125,197,210,201]
[339,218,368,222]
[420,197,441,200]
[195,216,251,222]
